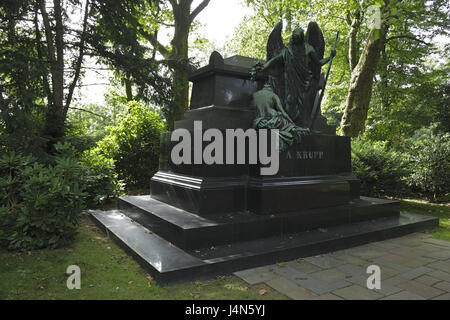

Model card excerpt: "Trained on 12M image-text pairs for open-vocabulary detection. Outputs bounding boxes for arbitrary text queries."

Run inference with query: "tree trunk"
[125,78,134,101]
[133,0,210,129]
[346,10,361,73]
[167,0,191,130]
[169,25,190,130]
[40,0,66,145]
[341,11,388,137]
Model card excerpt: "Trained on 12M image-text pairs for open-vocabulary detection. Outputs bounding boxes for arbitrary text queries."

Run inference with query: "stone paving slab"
[381,291,426,300]
[428,270,450,282]
[234,232,450,300]
[265,275,318,300]
[370,240,403,250]
[373,254,434,269]
[336,263,366,277]
[427,260,450,274]
[415,274,442,286]
[432,293,450,300]
[271,265,352,295]
[285,260,322,274]
[397,280,445,299]
[423,250,450,260]
[332,284,384,300]
[434,281,450,292]
[309,268,349,283]
[344,245,387,260]
[305,255,346,269]
[233,266,277,285]
[309,293,344,300]
[423,238,450,247]
[401,266,434,280]
[334,254,370,266]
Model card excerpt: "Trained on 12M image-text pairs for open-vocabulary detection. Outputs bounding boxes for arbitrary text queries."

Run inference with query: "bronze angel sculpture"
[251,21,337,150]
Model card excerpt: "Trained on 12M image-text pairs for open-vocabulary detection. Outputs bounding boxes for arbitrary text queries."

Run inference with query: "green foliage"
[352,127,450,202]
[0,141,122,251]
[0,143,87,251]
[91,101,165,189]
[351,137,408,198]
[403,127,450,202]
[88,0,173,109]
[80,151,123,206]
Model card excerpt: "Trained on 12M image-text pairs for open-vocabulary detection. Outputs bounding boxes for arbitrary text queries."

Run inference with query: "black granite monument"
[91,22,438,283]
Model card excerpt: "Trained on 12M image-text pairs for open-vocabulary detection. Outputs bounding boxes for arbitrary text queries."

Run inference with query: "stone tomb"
[90,52,438,283]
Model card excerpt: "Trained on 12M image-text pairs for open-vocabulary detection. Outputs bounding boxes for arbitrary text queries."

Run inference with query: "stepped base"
[117,195,400,250]
[89,197,438,284]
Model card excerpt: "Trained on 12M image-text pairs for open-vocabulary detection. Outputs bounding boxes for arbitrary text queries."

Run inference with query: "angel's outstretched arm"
[319,50,336,66]
[263,52,284,71]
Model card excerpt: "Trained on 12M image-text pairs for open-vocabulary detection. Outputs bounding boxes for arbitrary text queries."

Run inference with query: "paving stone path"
[234,233,450,300]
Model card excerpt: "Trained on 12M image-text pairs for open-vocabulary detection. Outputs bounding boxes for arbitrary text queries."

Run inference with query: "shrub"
[93,101,165,189]
[80,151,123,205]
[404,127,450,202]
[0,143,87,251]
[351,137,409,198]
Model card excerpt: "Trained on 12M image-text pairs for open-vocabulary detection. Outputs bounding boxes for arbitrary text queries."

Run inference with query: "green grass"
[400,199,450,241]
[0,215,286,300]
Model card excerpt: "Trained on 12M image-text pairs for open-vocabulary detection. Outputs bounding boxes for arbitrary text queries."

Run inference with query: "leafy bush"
[92,101,165,189]
[0,143,87,251]
[404,127,450,202]
[351,137,409,198]
[80,151,123,205]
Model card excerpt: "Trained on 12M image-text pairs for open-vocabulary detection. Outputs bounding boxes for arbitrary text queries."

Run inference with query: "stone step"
[118,195,400,250]
[90,209,438,284]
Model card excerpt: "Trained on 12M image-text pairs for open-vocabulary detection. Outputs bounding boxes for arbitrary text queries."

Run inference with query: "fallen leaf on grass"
[146,275,153,287]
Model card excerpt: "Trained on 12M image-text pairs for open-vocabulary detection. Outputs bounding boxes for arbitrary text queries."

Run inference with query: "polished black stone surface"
[189,53,263,110]
[150,172,247,215]
[90,209,438,284]
[175,105,256,131]
[118,195,400,250]
[153,132,359,215]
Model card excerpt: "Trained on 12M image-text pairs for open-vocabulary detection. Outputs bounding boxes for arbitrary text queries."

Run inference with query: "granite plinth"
[118,195,400,250]
[189,53,263,110]
[152,133,359,215]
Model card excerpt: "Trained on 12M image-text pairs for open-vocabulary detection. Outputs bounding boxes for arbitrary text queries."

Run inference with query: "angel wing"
[266,21,284,61]
[305,21,325,60]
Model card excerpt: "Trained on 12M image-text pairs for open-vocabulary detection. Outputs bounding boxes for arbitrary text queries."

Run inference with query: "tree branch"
[386,35,430,46]
[190,0,210,23]
[65,0,91,114]
[34,3,51,101]
[68,106,106,118]
[137,27,171,58]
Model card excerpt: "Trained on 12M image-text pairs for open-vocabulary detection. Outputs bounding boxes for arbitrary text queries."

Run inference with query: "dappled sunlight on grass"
[400,199,450,241]
[0,217,286,300]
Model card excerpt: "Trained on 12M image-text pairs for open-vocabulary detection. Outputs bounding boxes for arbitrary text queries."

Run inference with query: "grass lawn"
[0,215,286,300]
[0,200,448,300]
[400,199,450,241]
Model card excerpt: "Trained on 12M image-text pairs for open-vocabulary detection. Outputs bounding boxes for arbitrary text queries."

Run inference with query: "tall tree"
[90,0,211,130]
[340,0,449,136]
[1,0,92,152]
[138,0,211,130]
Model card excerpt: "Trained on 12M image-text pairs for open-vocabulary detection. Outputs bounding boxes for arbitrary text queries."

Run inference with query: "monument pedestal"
[90,53,438,283]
